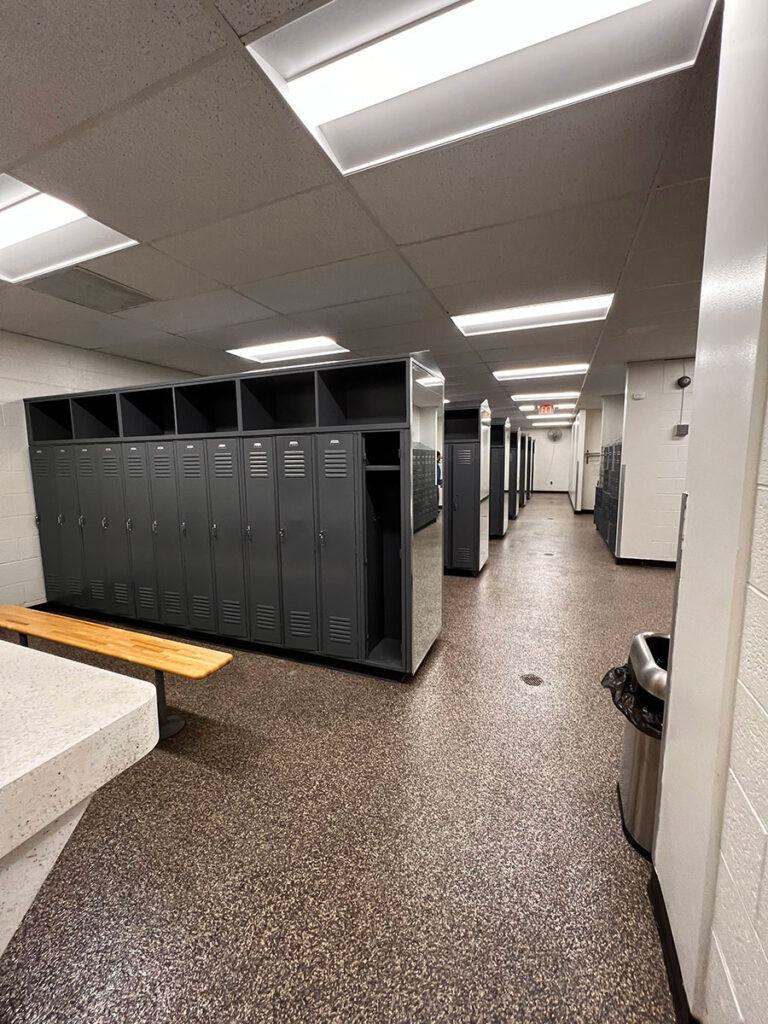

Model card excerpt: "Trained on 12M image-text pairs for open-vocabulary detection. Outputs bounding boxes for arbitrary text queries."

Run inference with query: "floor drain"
[521,673,544,687]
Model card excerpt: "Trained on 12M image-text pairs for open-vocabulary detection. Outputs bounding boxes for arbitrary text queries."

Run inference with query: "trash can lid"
[629,632,669,700]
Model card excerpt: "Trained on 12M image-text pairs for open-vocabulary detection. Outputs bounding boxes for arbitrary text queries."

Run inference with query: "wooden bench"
[0,605,232,740]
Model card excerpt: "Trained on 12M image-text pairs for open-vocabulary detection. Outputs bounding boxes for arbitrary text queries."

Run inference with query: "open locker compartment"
[364,469,403,669]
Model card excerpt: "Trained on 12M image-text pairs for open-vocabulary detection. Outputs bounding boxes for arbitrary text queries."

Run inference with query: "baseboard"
[615,556,676,568]
[648,870,702,1024]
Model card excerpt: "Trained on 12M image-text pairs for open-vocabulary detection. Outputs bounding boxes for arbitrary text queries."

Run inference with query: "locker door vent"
[182,452,203,478]
[283,450,306,478]
[126,454,145,478]
[288,610,312,637]
[323,450,348,478]
[68,577,83,597]
[192,595,212,620]
[55,455,73,478]
[45,574,63,597]
[249,450,268,477]
[33,455,50,476]
[214,451,234,478]
[102,454,120,477]
[255,604,276,632]
[328,615,352,645]
[113,582,130,606]
[153,453,172,478]
[90,580,106,601]
[138,587,155,611]
[77,454,95,476]
[455,546,471,566]
[163,591,183,616]
[457,448,472,465]
[221,600,242,626]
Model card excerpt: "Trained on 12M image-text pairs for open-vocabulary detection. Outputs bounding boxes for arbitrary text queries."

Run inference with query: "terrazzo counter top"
[0,640,158,956]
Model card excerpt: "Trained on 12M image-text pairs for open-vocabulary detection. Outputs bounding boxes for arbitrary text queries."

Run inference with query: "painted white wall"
[600,394,624,447]
[654,0,768,1013]
[568,411,583,509]
[704,401,768,1022]
[617,359,693,561]
[0,331,187,607]
[530,426,571,491]
[581,409,602,512]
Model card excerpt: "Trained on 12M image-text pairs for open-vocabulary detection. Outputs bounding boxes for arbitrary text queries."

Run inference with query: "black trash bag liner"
[601,664,664,739]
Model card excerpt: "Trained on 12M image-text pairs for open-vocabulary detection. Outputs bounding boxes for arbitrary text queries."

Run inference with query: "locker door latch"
[279,528,286,542]
[126,517,133,533]
[77,514,84,528]
[245,525,252,541]
[151,520,158,535]
[180,521,187,537]
[57,513,65,526]
[34,514,39,528]
[211,523,218,539]
[101,516,109,529]
[318,530,326,547]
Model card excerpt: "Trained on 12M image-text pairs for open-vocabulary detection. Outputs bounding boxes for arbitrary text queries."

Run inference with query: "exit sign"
[539,404,553,414]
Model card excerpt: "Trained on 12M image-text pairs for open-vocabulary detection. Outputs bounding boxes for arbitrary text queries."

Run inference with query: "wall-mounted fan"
[547,428,563,442]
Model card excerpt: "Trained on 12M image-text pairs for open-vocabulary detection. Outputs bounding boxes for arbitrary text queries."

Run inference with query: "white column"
[653,0,768,1012]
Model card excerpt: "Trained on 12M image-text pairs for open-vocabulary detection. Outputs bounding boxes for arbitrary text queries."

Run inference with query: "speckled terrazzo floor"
[0,494,676,1024]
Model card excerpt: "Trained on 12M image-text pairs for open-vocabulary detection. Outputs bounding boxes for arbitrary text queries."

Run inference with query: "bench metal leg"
[153,670,185,740]
[18,632,29,647]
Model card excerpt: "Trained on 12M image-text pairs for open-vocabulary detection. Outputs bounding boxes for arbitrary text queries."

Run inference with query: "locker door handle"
[318,530,326,547]
[246,525,252,541]
[101,516,109,529]
[211,523,218,539]
[126,517,133,533]
[279,528,286,542]
[57,513,65,526]
[151,520,158,535]
[180,521,187,537]
[34,514,40,528]
[77,514,84,528]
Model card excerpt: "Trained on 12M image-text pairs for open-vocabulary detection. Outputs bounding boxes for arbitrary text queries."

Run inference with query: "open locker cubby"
[120,387,176,437]
[445,409,479,442]
[363,431,401,468]
[240,373,316,431]
[27,399,73,441]
[364,471,403,668]
[318,362,407,426]
[175,380,238,434]
[71,394,120,439]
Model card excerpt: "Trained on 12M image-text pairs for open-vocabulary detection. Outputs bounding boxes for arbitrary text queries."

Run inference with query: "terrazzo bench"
[0,605,232,740]
[0,639,158,956]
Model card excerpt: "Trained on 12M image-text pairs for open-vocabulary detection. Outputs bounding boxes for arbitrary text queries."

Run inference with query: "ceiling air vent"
[24,267,153,313]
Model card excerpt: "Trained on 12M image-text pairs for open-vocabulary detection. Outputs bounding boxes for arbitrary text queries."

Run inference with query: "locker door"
[51,446,84,606]
[489,447,503,536]
[123,443,159,621]
[315,433,360,659]
[277,436,318,651]
[29,446,66,602]
[243,438,282,645]
[148,443,187,626]
[75,445,109,611]
[98,445,134,617]
[176,440,216,632]
[451,443,477,571]
[207,439,247,638]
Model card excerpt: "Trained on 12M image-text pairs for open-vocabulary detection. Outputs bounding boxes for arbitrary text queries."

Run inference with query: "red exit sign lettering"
[539,404,553,414]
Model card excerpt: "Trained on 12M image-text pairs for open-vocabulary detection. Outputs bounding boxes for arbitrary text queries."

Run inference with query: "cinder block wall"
[704,405,768,1022]
[0,331,186,606]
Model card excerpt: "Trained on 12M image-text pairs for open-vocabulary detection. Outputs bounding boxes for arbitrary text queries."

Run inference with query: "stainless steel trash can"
[602,632,668,859]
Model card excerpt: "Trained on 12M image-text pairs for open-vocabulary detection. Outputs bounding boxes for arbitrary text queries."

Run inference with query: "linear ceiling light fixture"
[247,0,711,173]
[0,174,137,283]
[527,414,575,420]
[511,391,580,401]
[227,336,348,363]
[492,363,589,381]
[416,374,445,387]
[454,295,614,337]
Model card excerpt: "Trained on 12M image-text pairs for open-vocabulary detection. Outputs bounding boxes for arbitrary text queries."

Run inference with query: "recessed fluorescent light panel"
[247,0,712,172]
[492,363,589,381]
[0,174,137,283]
[227,337,348,363]
[454,295,613,337]
[416,374,445,387]
[528,414,575,420]
[511,391,581,401]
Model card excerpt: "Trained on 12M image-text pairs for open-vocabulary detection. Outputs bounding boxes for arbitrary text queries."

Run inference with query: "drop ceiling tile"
[621,241,705,291]
[212,0,312,35]
[115,289,273,333]
[466,322,602,354]
[82,246,219,300]
[17,53,336,240]
[403,194,645,298]
[184,315,303,349]
[291,291,445,334]
[633,180,710,252]
[0,0,230,167]
[237,251,423,313]
[616,282,702,321]
[481,349,594,372]
[351,74,687,245]
[97,338,246,376]
[157,184,389,284]
[337,318,467,355]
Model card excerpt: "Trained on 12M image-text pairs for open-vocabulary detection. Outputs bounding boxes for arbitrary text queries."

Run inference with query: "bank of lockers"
[412,444,439,532]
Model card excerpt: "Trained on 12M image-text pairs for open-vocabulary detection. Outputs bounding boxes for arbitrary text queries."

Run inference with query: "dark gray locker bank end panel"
[206,439,248,638]
[315,433,361,660]
[243,438,282,645]
[30,445,82,605]
[148,443,187,627]
[176,441,216,633]
[123,444,159,621]
[490,446,505,537]
[277,436,318,651]
[365,466,404,669]
[447,443,479,571]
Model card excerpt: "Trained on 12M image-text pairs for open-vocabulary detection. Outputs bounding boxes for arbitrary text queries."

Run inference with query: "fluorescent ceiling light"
[518,405,536,411]
[493,363,589,381]
[554,403,576,409]
[443,399,451,404]
[528,414,575,420]
[227,336,348,363]
[416,374,445,387]
[0,174,137,283]
[511,391,580,401]
[453,295,614,337]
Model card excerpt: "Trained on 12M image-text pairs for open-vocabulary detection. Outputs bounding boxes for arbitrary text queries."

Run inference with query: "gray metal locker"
[490,446,505,537]
[315,433,360,659]
[76,446,108,612]
[243,438,282,645]
[30,446,73,604]
[277,435,318,651]
[123,443,159,621]
[206,439,247,638]
[52,447,85,606]
[98,445,134,616]
[176,440,216,632]
[148,443,187,626]
[449,443,478,570]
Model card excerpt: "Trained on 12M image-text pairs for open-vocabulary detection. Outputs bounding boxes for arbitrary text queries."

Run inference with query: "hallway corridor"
[0,495,677,1024]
